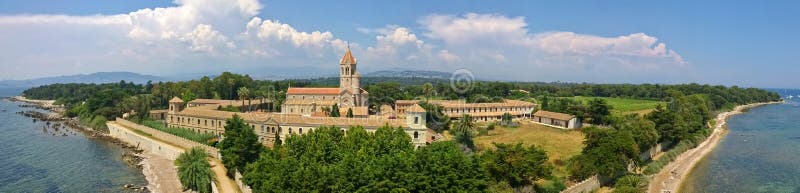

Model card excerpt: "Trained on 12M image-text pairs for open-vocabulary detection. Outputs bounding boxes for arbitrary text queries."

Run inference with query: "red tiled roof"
[287,87,340,95]
[340,47,357,64]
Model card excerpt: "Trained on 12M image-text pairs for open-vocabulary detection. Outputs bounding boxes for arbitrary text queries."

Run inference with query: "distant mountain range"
[364,70,453,79]
[0,72,166,89]
[0,70,457,91]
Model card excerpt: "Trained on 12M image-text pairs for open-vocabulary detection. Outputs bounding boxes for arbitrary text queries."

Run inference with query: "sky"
[0,0,798,88]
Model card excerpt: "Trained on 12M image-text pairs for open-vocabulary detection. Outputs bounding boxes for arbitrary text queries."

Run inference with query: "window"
[413,131,419,139]
[299,128,303,134]
[414,117,419,124]
[289,127,293,134]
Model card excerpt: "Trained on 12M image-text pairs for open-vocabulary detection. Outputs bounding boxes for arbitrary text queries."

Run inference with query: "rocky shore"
[9,96,151,192]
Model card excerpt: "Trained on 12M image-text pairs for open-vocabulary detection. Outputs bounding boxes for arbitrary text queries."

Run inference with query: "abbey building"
[281,46,369,116]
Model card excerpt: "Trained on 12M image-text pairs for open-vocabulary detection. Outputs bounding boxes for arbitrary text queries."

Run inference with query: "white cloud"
[0,2,689,84]
[0,0,351,79]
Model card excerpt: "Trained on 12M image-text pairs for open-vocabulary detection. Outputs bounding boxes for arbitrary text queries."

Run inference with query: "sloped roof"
[340,46,357,64]
[287,87,340,95]
[533,110,575,121]
[281,99,338,106]
[174,108,406,128]
[406,104,427,113]
[169,97,184,103]
[339,107,369,116]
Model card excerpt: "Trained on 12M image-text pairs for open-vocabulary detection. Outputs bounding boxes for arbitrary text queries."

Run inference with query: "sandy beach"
[647,101,782,193]
[141,153,189,193]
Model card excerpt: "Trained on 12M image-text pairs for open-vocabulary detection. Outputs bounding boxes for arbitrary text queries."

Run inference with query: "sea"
[0,92,148,192]
[681,89,800,193]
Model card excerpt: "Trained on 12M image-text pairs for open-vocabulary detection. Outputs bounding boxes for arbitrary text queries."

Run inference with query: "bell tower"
[339,45,358,91]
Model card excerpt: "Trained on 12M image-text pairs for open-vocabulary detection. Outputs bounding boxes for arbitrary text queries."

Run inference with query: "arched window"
[413,131,419,139]
[299,128,303,134]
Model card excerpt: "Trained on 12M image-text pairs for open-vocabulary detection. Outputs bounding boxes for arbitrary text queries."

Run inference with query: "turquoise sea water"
[0,99,148,192]
[681,96,800,192]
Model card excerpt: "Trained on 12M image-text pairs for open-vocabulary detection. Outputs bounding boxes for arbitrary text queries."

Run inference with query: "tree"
[587,98,612,125]
[175,147,214,193]
[614,114,659,154]
[219,114,262,176]
[647,104,678,143]
[480,143,552,189]
[330,104,340,117]
[346,108,354,118]
[244,126,490,193]
[452,114,477,151]
[568,127,638,180]
[181,90,197,102]
[422,82,434,100]
[613,175,647,193]
[418,101,451,133]
[237,87,250,112]
[500,112,514,126]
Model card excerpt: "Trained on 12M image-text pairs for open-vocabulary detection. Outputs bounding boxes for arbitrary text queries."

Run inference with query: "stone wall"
[235,170,253,193]
[108,122,184,160]
[560,175,601,193]
[640,142,672,161]
[115,118,221,159]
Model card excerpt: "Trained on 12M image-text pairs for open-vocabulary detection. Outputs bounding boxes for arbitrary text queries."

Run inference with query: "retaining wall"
[108,122,184,160]
[114,118,220,159]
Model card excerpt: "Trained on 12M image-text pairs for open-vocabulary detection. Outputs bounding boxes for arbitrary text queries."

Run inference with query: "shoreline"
[647,101,782,193]
[9,96,175,193]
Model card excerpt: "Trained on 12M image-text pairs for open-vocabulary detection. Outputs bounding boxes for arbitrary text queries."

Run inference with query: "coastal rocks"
[123,183,150,192]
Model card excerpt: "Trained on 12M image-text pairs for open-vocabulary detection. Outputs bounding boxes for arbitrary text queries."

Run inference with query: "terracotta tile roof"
[406,104,427,113]
[282,99,338,106]
[533,110,575,121]
[169,97,184,103]
[287,87,340,95]
[445,111,528,117]
[396,99,535,108]
[174,108,407,128]
[340,47,357,64]
[339,107,369,116]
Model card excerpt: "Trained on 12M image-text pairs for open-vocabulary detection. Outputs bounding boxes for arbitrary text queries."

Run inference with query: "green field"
[564,96,666,116]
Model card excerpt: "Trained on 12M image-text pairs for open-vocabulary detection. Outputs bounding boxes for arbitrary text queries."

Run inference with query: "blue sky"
[0,0,798,88]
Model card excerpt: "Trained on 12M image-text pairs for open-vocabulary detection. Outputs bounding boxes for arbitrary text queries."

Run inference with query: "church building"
[281,47,370,116]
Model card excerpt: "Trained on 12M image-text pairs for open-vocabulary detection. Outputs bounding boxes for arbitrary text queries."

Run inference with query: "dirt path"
[210,158,241,193]
[647,102,780,193]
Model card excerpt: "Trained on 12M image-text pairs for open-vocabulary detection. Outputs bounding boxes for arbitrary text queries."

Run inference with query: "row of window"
[170,115,422,140]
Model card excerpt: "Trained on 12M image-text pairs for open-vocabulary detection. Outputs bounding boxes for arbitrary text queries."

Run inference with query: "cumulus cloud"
[410,13,691,82]
[0,2,689,84]
[0,0,352,79]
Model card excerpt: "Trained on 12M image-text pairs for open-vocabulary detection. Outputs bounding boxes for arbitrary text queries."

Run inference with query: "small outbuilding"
[532,110,581,129]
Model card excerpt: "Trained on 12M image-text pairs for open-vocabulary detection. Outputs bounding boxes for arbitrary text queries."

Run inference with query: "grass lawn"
[564,96,666,116]
[473,122,585,178]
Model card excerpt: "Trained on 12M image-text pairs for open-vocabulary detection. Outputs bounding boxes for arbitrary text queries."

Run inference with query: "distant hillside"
[0,72,165,89]
[364,70,453,79]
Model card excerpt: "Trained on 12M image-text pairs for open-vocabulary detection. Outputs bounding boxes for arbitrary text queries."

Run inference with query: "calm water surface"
[681,98,800,192]
[0,98,147,192]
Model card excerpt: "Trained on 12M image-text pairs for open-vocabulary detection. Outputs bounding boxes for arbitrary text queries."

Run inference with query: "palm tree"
[237,87,250,112]
[452,114,476,150]
[422,83,434,100]
[175,147,214,193]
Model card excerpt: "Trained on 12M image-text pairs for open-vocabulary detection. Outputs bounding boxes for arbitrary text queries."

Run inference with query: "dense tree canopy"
[244,126,490,193]
[480,143,552,188]
[219,114,263,176]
